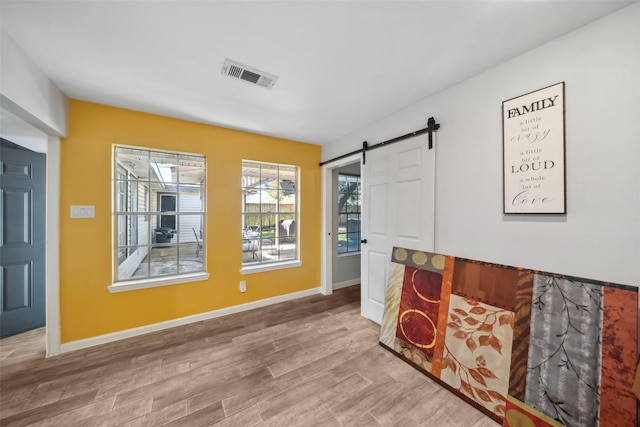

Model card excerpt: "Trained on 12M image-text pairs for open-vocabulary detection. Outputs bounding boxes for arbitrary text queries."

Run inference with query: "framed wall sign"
[503,82,566,214]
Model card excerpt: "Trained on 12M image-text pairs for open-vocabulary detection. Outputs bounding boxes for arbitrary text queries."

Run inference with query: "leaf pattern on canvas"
[526,276,603,427]
[440,294,514,417]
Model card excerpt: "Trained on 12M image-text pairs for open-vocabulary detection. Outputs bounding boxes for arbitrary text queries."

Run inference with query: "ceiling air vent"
[221,59,278,90]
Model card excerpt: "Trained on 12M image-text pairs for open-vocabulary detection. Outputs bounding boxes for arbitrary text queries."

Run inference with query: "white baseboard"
[59,287,321,354]
[333,279,360,290]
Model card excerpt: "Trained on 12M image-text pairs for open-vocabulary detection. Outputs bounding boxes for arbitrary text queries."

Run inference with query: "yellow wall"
[60,100,322,343]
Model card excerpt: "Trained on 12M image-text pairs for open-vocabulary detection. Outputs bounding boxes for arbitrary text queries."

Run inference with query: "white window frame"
[240,160,301,275]
[337,173,361,255]
[110,146,209,292]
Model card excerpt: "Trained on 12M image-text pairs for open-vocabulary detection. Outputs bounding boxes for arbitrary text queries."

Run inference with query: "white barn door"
[360,135,435,324]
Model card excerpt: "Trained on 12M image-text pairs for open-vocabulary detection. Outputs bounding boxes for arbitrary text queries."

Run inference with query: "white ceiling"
[0,1,634,146]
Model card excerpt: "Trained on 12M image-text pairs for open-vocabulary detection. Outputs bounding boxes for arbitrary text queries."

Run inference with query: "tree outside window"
[337,174,361,254]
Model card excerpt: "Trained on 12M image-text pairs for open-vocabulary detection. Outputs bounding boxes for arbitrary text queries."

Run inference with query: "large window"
[242,160,298,266]
[337,173,361,254]
[114,146,206,283]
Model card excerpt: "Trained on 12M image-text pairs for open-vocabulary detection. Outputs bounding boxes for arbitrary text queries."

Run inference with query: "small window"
[242,160,298,266]
[114,146,206,282]
[337,173,361,254]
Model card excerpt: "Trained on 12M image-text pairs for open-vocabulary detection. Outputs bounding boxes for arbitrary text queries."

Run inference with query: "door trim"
[320,153,361,296]
[45,136,61,356]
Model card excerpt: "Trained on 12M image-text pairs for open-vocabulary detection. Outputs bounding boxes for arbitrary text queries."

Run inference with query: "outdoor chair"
[193,228,203,257]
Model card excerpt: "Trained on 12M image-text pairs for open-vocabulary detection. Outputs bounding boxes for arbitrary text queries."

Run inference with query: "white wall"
[322,3,640,287]
[0,30,67,355]
[0,107,49,153]
[0,32,67,137]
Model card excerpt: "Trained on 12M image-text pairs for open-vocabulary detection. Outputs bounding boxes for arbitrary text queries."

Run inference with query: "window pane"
[150,152,178,185]
[116,147,151,181]
[116,179,128,212]
[116,213,152,280]
[242,160,298,267]
[337,174,361,254]
[242,161,262,189]
[346,199,359,213]
[275,238,296,261]
[178,214,203,243]
[150,244,178,276]
[153,223,175,244]
[243,214,261,232]
[178,186,204,213]
[154,193,177,231]
[154,193,176,212]
[137,216,152,246]
[178,154,205,185]
[262,215,276,238]
[279,215,295,243]
[149,214,159,236]
[261,164,279,189]
[130,258,149,281]
[114,146,206,284]
[256,189,274,213]
[279,165,296,179]
[338,214,347,230]
[242,235,260,263]
[347,213,361,226]
[177,243,203,273]
[347,234,361,252]
[279,190,296,212]
[279,179,295,195]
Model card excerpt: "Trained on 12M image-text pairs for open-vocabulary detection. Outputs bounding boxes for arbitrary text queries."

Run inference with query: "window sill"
[108,272,210,293]
[240,260,302,275]
[337,251,361,258]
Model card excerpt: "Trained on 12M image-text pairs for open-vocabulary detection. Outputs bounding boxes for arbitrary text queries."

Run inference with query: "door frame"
[1,108,61,355]
[320,153,361,296]
[45,136,61,356]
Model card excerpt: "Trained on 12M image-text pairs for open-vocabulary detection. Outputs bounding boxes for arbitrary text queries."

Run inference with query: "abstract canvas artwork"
[380,247,638,427]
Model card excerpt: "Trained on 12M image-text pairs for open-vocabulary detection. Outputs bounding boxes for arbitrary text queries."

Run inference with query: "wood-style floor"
[0,286,497,426]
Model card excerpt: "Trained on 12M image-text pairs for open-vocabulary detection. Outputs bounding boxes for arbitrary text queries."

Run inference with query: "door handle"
[360,239,367,244]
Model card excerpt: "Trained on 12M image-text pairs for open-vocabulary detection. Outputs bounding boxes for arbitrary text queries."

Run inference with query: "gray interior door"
[1,139,46,338]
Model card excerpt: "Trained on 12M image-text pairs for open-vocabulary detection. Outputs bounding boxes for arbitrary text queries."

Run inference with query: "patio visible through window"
[114,146,206,282]
[242,160,298,266]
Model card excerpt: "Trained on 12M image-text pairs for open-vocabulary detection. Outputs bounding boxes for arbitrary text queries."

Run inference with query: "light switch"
[70,205,95,218]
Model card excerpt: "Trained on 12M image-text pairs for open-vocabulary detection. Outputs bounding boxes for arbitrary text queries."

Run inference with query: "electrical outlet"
[240,280,247,293]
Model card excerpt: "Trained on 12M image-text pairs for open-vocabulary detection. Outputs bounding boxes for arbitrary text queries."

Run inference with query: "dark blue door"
[0,139,46,338]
